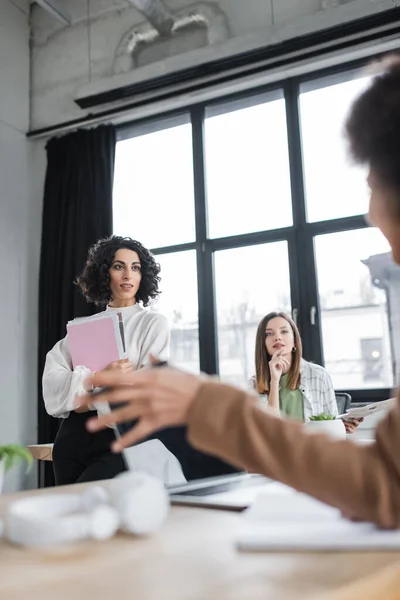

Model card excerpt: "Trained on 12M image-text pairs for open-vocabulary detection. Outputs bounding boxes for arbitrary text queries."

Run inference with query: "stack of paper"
[237,483,400,551]
[67,312,125,372]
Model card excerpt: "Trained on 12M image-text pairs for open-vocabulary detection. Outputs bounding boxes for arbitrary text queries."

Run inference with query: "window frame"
[115,55,393,402]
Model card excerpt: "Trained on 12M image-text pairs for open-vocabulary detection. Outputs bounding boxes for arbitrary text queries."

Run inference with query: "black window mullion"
[284,80,323,364]
[296,234,324,365]
[191,107,218,374]
[306,214,368,237]
[287,231,301,333]
[285,80,307,230]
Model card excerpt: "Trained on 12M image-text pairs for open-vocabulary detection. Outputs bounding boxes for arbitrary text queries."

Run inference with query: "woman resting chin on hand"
[250,312,362,434]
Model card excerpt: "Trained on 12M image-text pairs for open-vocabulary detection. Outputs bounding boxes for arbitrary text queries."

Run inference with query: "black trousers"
[52,411,126,486]
[117,419,240,482]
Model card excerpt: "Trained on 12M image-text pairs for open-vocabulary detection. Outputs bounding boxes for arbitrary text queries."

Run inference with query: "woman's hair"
[346,54,400,198]
[76,235,161,307]
[254,311,302,394]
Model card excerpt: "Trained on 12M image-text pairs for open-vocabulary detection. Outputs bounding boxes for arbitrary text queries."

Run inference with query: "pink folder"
[67,314,124,372]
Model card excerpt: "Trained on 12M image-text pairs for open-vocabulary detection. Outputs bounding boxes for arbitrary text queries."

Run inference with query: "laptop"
[166,473,273,511]
[95,373,272,509]
[116,423,272,510]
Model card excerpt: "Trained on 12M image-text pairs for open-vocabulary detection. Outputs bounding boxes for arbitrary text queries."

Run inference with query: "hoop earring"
[292,346,296,353]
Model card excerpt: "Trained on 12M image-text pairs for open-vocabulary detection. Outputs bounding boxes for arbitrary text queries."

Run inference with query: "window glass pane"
[315,228,397,390]
[113,121,195,248]
[360,338,383,382]
[300,75,371,223]
[205,92,293,239]
[152,250,199,373]
[215,242,291,388]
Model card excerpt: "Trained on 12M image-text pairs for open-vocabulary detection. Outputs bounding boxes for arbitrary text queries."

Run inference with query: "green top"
[279,374,304,422]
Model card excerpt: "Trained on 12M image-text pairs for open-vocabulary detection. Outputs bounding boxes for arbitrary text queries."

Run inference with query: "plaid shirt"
[251,359,338,422]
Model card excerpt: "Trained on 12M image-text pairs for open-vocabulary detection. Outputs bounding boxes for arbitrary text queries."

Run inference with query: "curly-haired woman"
[43,235,170,485]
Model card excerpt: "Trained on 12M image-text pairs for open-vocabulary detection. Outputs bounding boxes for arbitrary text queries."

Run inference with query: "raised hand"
[76,365,201,452]
[269,350,290,381]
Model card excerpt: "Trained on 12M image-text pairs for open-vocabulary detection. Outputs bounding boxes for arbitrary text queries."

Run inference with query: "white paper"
[238,520,400,551]
[237,485,400,551]
[336,397,396,420]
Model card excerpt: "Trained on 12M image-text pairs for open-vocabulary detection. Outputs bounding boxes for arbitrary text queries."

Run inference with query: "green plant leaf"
[309,413,336,421]
[0,445,33,473]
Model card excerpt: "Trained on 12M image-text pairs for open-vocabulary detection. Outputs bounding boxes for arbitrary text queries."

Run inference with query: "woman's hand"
[103,358,133,372]
[74,404,89,413]
[269,351,290,382]
[76,365,201,452]
[97,358,133,379]
[75,360,133,413]
[344,418,364,434]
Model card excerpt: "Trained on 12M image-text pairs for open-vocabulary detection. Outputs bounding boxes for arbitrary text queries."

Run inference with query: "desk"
[1,482,400,600]
[27,444,53,461]
[26,437,374,464]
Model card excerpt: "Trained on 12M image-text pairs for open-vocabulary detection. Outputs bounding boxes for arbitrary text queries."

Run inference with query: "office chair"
[335,392,352,415]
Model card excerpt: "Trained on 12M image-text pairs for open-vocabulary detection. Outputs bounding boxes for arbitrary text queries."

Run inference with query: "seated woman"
[251,312,360,433]
[42,235,170,485]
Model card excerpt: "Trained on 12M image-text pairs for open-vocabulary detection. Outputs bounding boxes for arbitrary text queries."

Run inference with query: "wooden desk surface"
[27,444,53,461]
[1,482,400,600]
[25,438,374,464]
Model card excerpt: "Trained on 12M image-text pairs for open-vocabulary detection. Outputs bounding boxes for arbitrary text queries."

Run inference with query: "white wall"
[30,0,400,130]
[0,0,43,492]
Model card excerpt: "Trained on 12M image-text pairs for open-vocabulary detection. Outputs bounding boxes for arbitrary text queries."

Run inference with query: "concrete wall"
[30,0,400,130]
[0,0,43,492]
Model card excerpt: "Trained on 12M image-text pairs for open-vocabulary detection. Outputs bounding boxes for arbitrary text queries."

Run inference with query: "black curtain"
[37,125,116,487]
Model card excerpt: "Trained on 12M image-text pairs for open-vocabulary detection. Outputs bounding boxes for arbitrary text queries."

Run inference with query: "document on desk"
[237,484,400,551]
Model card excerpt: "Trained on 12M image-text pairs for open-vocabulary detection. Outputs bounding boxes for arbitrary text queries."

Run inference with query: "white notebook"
[237,483,400,551]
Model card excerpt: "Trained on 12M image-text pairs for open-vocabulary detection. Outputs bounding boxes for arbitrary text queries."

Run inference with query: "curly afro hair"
[346,54,400,198]
[76,236,161,307]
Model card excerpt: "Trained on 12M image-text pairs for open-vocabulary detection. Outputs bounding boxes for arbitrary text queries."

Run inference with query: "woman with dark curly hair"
[43,235,170,485]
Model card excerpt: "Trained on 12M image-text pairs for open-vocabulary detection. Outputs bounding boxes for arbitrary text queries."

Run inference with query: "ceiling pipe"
[114,2,229,74]
[127,0,175,36]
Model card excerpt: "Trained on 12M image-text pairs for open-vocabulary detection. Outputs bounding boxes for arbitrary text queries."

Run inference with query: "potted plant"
[306,414,346,439]
[0,445,33,494]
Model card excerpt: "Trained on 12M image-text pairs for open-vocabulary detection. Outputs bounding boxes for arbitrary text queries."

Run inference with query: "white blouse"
[42,304,170,419]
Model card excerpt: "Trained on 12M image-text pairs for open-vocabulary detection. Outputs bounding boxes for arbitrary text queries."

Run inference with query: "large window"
[113,62,399,401]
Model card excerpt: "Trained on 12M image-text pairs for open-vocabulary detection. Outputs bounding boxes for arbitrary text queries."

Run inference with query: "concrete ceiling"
[31,0,71,25]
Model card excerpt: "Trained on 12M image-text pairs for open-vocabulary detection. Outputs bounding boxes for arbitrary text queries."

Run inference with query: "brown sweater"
[187,381,400,528]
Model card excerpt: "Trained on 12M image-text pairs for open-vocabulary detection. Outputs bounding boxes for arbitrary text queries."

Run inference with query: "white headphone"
[3,472,169,547]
